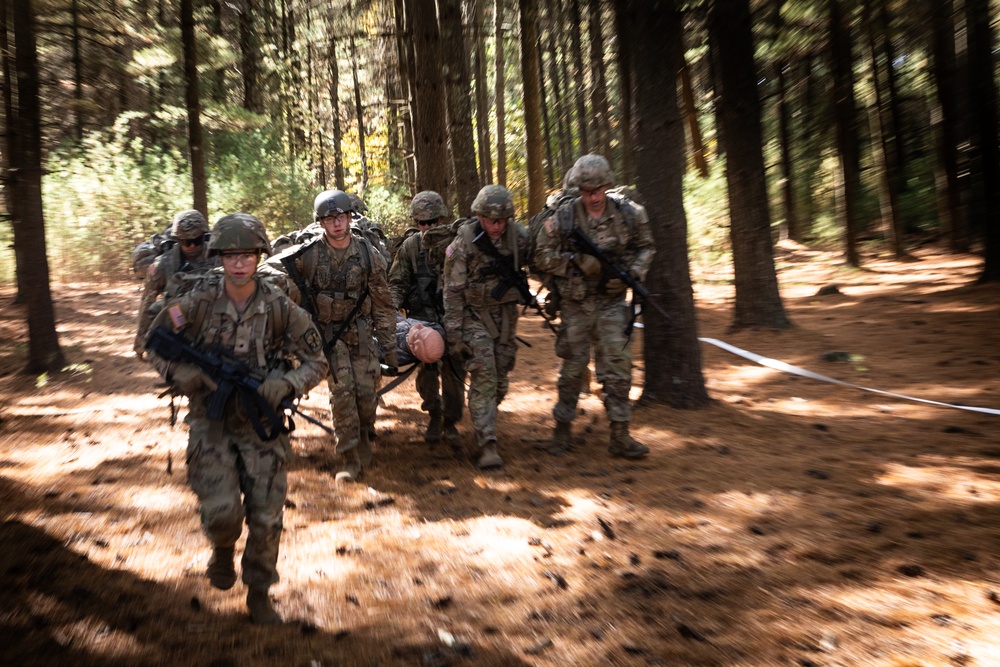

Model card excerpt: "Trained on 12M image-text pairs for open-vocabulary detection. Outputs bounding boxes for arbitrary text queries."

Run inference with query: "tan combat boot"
[206,546,236,590]
[335,447,363,482]
[548,420,573,456]
[247,587,282,625]
[477,439,503,469]
[608,421,649,459]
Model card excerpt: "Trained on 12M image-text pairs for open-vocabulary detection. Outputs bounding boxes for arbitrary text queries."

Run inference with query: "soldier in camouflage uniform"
[442,185,529,469]
[534,154,656,459]
[146,214,328,625]
[134,210,218,359]
[280,189,397,482]
[389,191,465,445]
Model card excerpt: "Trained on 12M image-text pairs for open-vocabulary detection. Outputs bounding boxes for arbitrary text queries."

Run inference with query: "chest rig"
[297,236,376,348]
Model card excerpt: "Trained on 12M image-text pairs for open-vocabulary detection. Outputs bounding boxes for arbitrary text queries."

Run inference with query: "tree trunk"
[829,0,862,267]
[536,11,555,189]
[567,0,588,152]
[440,0,481,214]
[863,0,905,258]
[349,19,368,191]
[10,0,66,373]
[587,0,610,158]
[931,0,966,252]
[965,0,1000,281]
[329,29,345,189]
[546,0,573,174]
[394,0,416,193]
[408,0,450,200]
[519,0,545,213]
[611,0,634,183]
[618,0,709,409]
[180,0,208,217]
[494,0,507,186]
[70,0,84,142]
[776,63,801,241]
[472,0,493,184]
[709,0,789,330]
[0,0,26,302]
[678,38,708,178]
[239,0,261,112]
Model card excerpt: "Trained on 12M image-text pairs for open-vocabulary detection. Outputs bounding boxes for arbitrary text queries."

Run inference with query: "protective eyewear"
[181,235,207,247]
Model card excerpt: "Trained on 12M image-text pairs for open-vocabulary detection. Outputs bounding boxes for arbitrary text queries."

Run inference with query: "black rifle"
[470,226,558,335]
[146,325,334,440]
[565,226,671,323]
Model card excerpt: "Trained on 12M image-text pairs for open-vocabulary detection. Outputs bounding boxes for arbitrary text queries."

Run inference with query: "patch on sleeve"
[168,304,186,330]
[147,263,158,279]
[303,327,322,353]
[445,245,453,258]
[544,216,555,234]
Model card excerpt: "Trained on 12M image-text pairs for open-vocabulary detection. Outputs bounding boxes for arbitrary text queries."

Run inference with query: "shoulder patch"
[302,327,322,354]
[544,216,555,234]
[167,303,186,330]
[445,245,454,258]
[147,263,158,279]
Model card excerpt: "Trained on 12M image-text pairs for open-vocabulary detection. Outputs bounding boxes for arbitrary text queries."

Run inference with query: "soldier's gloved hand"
[450,340,473,362]
[574,253,602,277]
[605,278,628,296]
[171,364,219,396]
[258,378,293,409]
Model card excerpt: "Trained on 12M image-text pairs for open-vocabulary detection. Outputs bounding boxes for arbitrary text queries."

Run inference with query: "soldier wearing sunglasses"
[133,210,219,359]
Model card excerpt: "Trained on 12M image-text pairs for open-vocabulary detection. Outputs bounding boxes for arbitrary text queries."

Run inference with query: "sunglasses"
[181,235,207,247]
[417,220,436,227]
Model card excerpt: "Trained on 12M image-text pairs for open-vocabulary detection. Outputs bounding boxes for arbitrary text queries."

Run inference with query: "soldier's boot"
[424,413,444,443]
[548,420,573,456]
[477,439,503,470]
[335,448,363,483]
[206,546,237,590]
[608,421,650,459]
[247,587,282,626]
[358,429,373,467]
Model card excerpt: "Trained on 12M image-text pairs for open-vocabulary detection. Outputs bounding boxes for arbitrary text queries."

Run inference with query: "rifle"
[565,225,671,323]
[145,325,335,440]
[470,227,558,336]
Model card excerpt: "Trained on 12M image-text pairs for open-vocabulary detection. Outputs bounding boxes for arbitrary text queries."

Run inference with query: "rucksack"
[388,227,420,270]
[132,229,175,278]
[272,223,323,255]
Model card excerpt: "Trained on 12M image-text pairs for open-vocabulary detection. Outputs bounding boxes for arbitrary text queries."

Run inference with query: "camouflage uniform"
[134,210,217,356]
[147,213,327,624]
[389,191,465,442]
[286,192,396,480]
[442,186,529,468]
[534,155,656,457]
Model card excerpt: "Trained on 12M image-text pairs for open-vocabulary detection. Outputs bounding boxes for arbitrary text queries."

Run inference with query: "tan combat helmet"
[571,154,615,190]
[208,213,272,256]
[410,191,449,222]
[170,210,209,240]
[471,185,515,219]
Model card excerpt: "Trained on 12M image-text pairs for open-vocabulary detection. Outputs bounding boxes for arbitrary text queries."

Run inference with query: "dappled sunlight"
[876,461,1000,504]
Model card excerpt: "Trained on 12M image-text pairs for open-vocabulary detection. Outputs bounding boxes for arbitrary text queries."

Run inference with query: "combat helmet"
[410,191,448,222]
[208,213,272,256]
[471,185,515,219]
[571,154,614,190]
[170,209,209,240]
[313,189,354,221]
[348,193,369,215]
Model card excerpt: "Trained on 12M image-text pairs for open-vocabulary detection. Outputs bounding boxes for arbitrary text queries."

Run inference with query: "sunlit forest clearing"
[2,243,998,666]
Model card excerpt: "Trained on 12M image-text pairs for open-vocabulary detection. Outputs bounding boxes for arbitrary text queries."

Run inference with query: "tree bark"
[965,0,1000,281]
[394,0,417,193]
[239,0,261,112]
[349,11,368,191]
[678,38,708,178]
[619,0,709,408]
[546,0,573,174]
[408,0,450,200]
[472,0,493,184]
[519,0,545,213]
[536,6,555,189]
[586,0,610,159]
[776,63,801,241]
[0,0,26,302]
[709,0,789,329]
[494,0,507,186]
[829,0,862,267]
[440,0,481,214]
[567,0,588,152]
[180,0,208,217]
[10,0,66,373]
[930,0,966,252]
[610,0,634,183]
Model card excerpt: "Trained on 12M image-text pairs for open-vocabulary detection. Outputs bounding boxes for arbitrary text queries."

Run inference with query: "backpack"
[132,230,175,278]
[272,223,323,255]
[388,227,420,270]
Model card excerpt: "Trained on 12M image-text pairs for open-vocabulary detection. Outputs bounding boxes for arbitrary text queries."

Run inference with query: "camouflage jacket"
[134,244,218,349]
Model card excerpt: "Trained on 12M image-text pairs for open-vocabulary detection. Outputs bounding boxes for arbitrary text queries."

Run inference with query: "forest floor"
[1,241,999,667]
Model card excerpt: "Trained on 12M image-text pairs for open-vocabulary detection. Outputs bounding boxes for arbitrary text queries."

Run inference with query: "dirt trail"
[1,243,999,667]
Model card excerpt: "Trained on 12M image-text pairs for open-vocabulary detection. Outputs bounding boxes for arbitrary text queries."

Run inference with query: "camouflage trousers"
[462,317,518,446]
[185,415,289,589]
[326,335,380,454]
[415,358,465,424]
[553,297,633,424]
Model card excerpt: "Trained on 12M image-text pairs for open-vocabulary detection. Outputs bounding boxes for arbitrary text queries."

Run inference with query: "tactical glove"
[171,364,219,396]
[383,349,399,373]
[573,253,602,277]
[604,278,628,296]
[258,378,293,409]
[450,340,473,362]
